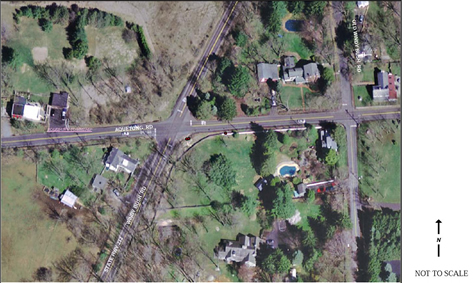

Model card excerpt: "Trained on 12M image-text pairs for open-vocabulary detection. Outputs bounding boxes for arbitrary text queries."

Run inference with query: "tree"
[85,56,102,73]
[228,66,250,97]
[325,149,339,166]
[68,185,86,198]
[262,130,278,150]
[217,97,237,121]
[304,1,326,17]
[195,100,212,120]
[2,46,23,70]
[266,1,287,34]
[241,195,259,216]
[39,18,53,32]
[233,30,248,47]
[33,267,53,282]
[287,1,305,15]
[322,67,335,85]
[205,154,236,189]
[261,249,291,277]
[271,184,296,219]
[307,190,315,203]
[282,133,290,145]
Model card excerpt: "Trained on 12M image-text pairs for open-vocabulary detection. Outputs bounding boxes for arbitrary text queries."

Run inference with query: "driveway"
[1,118,13,138]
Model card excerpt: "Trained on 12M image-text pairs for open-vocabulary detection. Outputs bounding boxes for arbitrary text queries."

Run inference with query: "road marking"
[361,111,400,116]
[179,1,238,117]
[191,116,334,127]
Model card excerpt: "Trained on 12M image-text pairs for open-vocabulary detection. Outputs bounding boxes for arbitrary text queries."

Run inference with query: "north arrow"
[436,219,442,234]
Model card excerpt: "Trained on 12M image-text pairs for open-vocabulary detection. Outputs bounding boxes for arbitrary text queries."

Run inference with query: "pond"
[279,165,297,177]
[285,20,304,32]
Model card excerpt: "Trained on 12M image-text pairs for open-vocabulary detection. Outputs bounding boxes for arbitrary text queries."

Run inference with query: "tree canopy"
[261,248,292,276]
[196,100,212,120]
[204,154,236,189]
[217,97,237,121]
[271,183,296,219]
[228,66,251,97]
[266,1,287,33]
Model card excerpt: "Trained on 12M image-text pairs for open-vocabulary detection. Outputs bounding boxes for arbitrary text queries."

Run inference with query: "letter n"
[437,238,441,242]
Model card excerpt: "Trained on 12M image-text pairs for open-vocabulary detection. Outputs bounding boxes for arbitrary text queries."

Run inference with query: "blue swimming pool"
[285,20,304,32]
[279,165,297,176]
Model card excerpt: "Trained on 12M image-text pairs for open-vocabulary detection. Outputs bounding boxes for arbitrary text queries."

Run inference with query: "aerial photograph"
[1,1,400,282]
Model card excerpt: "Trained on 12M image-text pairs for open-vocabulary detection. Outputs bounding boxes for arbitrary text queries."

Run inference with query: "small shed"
[60,189,78,208]
[254,178,268,191]
[91,174,108,192]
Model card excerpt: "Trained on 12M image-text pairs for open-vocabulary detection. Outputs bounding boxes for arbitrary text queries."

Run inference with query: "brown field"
[1,155,78,282]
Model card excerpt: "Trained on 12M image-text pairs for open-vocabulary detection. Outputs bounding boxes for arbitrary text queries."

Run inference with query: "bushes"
[137,26,151,58]
[39,18,53,32]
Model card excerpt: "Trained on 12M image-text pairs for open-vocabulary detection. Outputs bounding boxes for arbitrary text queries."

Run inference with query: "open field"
[85,26,140,67]
[1,155,78,282]
[294,200,320,231]
[357,120,401,203]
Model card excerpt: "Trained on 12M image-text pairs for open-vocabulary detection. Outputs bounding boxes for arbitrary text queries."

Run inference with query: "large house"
[11,95,45,122]
[282,56,320,84]
[257,63,279,83]
[105,147,139,174]
[372,70,401,102]
[320,129,338,151]
[215,234,261,267]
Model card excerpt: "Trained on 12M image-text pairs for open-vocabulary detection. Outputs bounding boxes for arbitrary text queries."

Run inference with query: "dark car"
[326,186,336,193]
[266,239,275,249]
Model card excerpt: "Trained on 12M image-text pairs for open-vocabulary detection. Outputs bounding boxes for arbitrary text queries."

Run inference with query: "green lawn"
[282,32,312,59]
[281,86,303,109]
[294,200,320,231]
[1,156,78,282]
[357,121,400,203]
[353,85,372,107]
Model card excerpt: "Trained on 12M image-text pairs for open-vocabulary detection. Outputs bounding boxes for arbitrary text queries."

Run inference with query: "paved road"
[0,107,400,148]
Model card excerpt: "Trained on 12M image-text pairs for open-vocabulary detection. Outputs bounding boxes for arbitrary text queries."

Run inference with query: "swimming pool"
[285,20,304,32]
[279,165,297,177]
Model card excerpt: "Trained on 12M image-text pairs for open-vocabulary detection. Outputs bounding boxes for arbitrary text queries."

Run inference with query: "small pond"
[279,165,297,177]
[285,20,304,32]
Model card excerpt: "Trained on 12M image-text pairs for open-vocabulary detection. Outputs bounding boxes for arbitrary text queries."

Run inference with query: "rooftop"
[50,92,69,108]
[61,189,78,208]
[91,174,108,190]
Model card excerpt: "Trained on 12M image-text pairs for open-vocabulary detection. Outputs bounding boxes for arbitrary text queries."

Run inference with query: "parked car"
[61,109,66,120]
[113,189,120,196]
[296,119,306,124]
[266,239,275,248]
[359,15,364,23]
[271,96,277,107]
[122,132,129,136]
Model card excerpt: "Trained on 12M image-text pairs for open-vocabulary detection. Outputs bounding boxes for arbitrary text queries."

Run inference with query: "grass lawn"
[1,156,78,282]
[281,86,304,110]
[353,85,372,107]
[282,32,312,59]
[294,200,320,231]
[357,121,400,203]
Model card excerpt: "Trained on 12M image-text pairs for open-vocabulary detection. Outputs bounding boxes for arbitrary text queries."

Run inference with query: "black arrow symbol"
[436,219,442,234]
[438,244,440,257]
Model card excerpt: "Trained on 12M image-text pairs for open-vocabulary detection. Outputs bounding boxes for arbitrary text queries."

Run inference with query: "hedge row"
[126,22,151,59]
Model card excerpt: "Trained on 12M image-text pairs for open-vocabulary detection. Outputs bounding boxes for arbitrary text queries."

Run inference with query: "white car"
[296,119,306,124]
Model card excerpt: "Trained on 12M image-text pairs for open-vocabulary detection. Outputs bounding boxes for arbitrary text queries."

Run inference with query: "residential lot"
[357,120,401,203]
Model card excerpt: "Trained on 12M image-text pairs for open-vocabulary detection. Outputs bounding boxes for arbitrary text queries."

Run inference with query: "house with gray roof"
[320,129,338,151]
[105,148,139,174]
[257,63,279,83]
[282,56,320,84]
[91,174,108,192]
[372,70,400,102]
[216,234,261,267]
